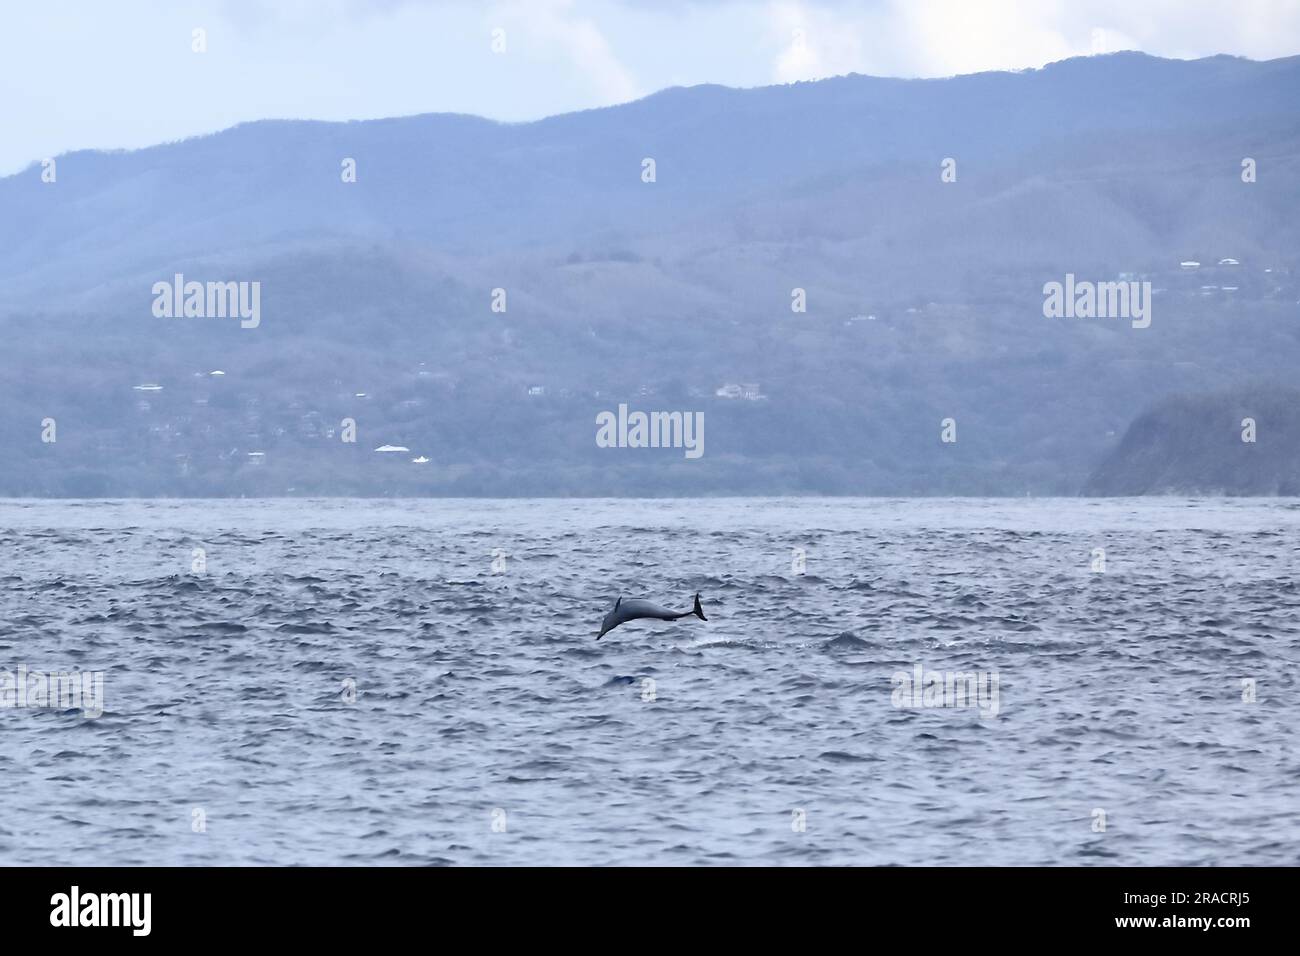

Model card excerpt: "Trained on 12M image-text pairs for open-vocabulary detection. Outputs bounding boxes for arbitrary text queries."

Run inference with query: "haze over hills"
[1,51,1298,496]
[1084,386,1300,495]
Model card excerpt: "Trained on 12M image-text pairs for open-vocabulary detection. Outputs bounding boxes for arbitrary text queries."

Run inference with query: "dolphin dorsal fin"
[615,596,622,610]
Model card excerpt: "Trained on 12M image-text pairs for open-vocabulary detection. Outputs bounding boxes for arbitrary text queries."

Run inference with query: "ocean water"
[1,497,1297,866]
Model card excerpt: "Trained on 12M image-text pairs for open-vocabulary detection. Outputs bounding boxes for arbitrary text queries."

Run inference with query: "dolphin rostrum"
[596,593,707,640]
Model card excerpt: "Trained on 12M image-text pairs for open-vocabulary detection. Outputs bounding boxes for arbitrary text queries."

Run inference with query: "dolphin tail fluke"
[692,592,707,621]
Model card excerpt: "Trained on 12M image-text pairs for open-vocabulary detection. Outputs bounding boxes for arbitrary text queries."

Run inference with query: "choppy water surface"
[1,497,1297,866]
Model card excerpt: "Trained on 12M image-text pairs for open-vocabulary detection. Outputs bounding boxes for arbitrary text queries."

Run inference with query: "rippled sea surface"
[1,497,1298,866]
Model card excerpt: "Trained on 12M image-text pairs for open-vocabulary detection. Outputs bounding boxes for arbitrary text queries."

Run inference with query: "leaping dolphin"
[596,593,707,640]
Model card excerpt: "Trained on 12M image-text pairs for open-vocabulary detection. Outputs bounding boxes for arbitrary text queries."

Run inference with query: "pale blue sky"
[3,0,1298,175]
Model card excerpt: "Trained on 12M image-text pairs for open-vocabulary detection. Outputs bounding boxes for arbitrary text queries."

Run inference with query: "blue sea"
[1,497,1297,865]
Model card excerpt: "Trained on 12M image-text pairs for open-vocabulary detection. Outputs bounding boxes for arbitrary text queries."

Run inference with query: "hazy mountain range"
[2,51,1298,496]
[1084,386,1300,495]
